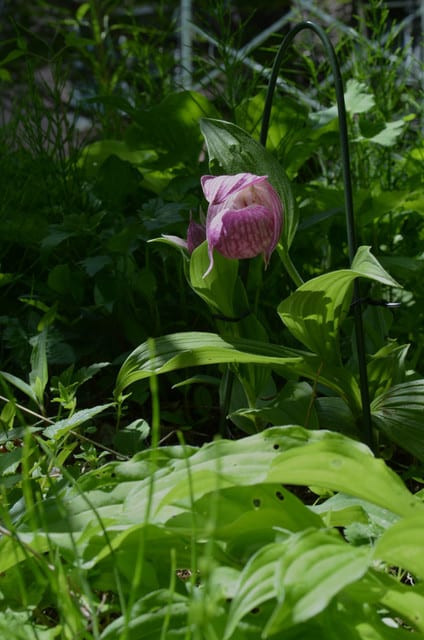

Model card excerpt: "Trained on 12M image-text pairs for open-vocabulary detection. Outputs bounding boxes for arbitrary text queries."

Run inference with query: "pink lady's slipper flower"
[201,173,283,277]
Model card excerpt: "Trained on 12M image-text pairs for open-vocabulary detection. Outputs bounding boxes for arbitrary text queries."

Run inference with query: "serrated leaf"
[344,79,376,114]
[265,530,372,634]
[43,403,114,439]
[0,371,37,404]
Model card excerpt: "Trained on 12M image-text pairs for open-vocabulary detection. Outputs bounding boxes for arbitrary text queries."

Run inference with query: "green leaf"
[265,530,372,634]
[0,610,59,640]
[113,331,360,409]
[189,241,240,316]
[278,269,354,363]
[29,330,48,408]
[375,513,424,579]
[278,246,400,362]
[168,484,322,558]
[130,91,217,166]
[0,371,38,405]
[200,118,298,251]
[309,79,376,128]
[349,570,424,634]
[344,79,376,114]
[224,530,372,639]
[350,246,400,286]
[358,117,405,147]
[79,139,156,174]
[371,380,424,460]
[37,426,421,540]
[231,381,319,430]
[43,403,114,439]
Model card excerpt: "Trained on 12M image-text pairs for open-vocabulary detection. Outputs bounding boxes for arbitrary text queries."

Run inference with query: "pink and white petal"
[161,234,189,250]
[201,173,268,205]
[212,205,274,260]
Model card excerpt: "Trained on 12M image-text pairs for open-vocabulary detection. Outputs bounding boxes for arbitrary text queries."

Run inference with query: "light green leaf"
[367,343,409,400]
[189,241,240,316]
[265,530,372,634]
[278,269,354,363]
[360,119,406,147]
[224,530,371,639]
[278,246,400,362]
[200,118,298,251]
[168,484,322,555]
[344,79,376,114]
[375,513,424,580]
[113,331,360,409]
[349,571,424,634]
[36,426,421,540]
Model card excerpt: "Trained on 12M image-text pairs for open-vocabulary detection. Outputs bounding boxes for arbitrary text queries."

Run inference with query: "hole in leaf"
[273,443,280,450]
[275,490,284,501]
[252,498,261,508]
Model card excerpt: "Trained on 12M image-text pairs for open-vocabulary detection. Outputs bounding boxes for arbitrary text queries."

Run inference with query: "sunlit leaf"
[375,513,424,579]
[224,530,371,639]
[114,331,361,413]
[278,246,400,362]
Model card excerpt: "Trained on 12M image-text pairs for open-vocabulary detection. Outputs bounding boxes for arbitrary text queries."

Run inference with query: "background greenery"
[0,1,424,637]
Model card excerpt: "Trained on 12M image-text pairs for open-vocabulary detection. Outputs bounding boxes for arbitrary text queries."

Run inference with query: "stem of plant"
[276,245,304,288]
[260,20,374,450]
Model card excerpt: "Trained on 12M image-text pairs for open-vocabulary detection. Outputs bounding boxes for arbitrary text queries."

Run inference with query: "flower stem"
[276,245,304,288]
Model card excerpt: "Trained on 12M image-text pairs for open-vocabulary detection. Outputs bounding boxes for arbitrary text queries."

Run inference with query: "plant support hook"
[260,20,374,450]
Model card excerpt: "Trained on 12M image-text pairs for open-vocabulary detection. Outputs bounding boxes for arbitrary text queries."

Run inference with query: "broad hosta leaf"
[0,610,59,640]
[100,591,189,640]
[319,595,424,639]
[278,246,400,362]
[224,530,372,639]
[167,484,322,561]
[27,426,421,549]
[348,570,424,634]
[312,493,399,534]
[114,331,361,412]
[0,371,38,404]
[200,118,298,251]
[371,380,424,459]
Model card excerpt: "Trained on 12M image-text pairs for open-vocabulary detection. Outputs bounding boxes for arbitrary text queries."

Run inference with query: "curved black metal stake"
[261,21,374,450]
